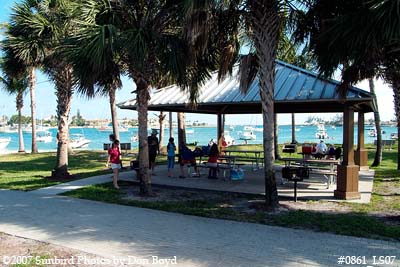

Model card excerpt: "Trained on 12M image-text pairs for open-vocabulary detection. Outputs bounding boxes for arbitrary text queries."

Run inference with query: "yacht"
[315,123,329,139]
[0,137,11,150]
[37,131,53,143]
[69,134,91,149]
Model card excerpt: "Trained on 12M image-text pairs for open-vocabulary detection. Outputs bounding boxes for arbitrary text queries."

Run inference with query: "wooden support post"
[334,105,361,200]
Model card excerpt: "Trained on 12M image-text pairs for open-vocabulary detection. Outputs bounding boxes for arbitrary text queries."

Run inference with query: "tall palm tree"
[6,0,79,178]
[0,58,29,153]
[71,0,215,195]
[294,0,400,168]
[65,1,123,141]
[3,1,49,154]
[186,0,306,207]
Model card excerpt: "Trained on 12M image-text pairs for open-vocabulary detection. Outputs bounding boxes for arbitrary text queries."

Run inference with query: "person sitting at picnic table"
[326,144,336,159]
[179,142,200,178]
[335,146,342,160]
[315,140,327,159]
[207,142,219,179]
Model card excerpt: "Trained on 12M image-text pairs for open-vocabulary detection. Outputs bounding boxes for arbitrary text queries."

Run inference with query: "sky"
[0,1,396,126]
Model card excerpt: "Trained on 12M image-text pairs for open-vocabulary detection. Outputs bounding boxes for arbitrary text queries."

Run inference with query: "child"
[167,137,176,177]
[106,139,121,189]
[207,143,219,179]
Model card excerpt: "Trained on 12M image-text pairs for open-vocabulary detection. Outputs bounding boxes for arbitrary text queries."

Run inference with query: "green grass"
[0,151,118,191]
[63,182,400,241]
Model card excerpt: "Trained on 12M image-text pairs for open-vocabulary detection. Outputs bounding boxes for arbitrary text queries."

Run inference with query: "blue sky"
[0,0,396,125]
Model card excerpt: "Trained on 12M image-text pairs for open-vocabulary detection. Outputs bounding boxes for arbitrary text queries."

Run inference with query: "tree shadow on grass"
[0,151,110,190]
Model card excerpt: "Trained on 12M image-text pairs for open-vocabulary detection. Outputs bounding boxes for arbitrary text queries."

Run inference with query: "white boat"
[37,131,53,143]
[368,129,377,137]
[254,127,263,132]
[2,126,18,133]
[243,126,255,131]
[315,123,329,139]
[131,134,138,142]
[223,131,235,146]
[186,129,194,134]
[238,131,256,140]
[22,125,49,134]
[69,134,91,149]
[0,137,11,150]
[96,125,113,132]
[295,127,301,132]
[391,133,398,140]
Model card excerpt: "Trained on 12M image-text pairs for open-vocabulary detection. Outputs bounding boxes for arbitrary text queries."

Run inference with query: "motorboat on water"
[238,131,256,141]
[186,129,194,134]
[69,134,91,149]
[243,126,255,131]
[315,123,328,139]
[0,137,11,150]
[36,131,53,143]
[390,133,398,140]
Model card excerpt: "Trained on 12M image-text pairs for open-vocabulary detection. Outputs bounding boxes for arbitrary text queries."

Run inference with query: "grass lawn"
[0,151,133,191]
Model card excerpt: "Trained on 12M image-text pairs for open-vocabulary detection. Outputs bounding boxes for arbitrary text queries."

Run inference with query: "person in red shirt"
[207,143,219,179]
[106,139,121,189]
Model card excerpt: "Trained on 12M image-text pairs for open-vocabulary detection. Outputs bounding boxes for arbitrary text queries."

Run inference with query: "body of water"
[0,124,397,152]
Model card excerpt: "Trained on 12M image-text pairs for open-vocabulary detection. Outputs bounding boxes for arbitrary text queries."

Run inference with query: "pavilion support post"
[217,113,225,140]
[291,113,296,143]
[355,112,369,170]
[334,105,361,200]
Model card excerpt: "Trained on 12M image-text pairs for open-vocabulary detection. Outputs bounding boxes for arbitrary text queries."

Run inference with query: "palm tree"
[186,0,306,207]
[65,2,123,141]
[0,58,29,153]
[294,0,400,168]
[71,0,215,195]
[3,1,48,154]
[6,0,79,178]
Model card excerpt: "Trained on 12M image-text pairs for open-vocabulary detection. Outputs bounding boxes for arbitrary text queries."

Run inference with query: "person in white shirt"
[315,140,327,159]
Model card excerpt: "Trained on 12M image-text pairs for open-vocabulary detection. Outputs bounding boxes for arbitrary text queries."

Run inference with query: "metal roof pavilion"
[118,60,375,114]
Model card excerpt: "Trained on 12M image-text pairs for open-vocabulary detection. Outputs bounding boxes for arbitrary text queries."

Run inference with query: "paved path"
[0,190,398,267]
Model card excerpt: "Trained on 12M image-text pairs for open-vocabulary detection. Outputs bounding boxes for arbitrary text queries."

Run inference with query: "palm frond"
[238,53,258,94]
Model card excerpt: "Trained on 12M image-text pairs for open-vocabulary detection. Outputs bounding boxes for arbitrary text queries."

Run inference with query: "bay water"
[0,124,396,153]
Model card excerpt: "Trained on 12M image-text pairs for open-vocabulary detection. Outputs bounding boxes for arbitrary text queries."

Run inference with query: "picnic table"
[222,149,263,170]
[281,157,340,188]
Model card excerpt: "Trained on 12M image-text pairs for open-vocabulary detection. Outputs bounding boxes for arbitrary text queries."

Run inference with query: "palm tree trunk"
[16,92,25,153]
[52,66,73,179]
[393,81,400,170]
[136,78,152,195]
[159,111,166,152]
[249,0,280,207]
[109,87,120,141]
[274,113,280,160]
[177,112,186,146]
[29,67,38,153]
[370,79,382,166]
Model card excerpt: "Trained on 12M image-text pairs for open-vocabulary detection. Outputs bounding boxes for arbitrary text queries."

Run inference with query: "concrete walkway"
[0,190,399,267]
